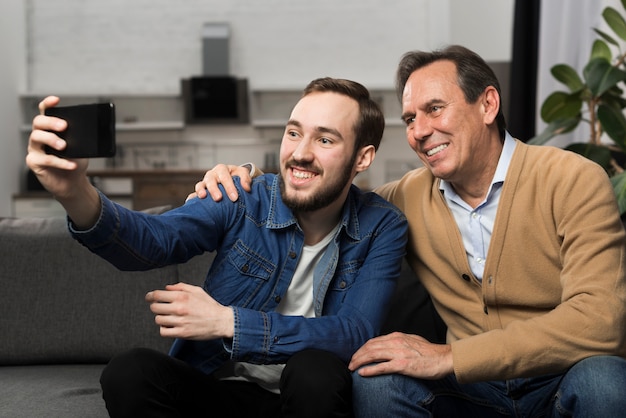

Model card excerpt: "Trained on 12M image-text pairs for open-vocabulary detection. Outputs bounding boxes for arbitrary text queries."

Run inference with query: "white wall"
[0,0,26,217]
[2,0,513,215]
[449,0,514,62]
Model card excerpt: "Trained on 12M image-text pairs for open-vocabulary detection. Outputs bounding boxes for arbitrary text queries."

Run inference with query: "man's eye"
[404,117,415,126]
[430,105,442,113]
[320,137,332,145]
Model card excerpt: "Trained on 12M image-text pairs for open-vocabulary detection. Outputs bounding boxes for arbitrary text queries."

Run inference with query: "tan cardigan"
[376,140,626,383]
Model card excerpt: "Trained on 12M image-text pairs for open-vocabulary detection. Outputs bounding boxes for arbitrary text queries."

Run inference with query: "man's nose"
[292,138,314,161]
[410,113,432,141]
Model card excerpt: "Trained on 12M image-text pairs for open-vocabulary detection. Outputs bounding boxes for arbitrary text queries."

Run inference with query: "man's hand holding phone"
[26,96,106,229]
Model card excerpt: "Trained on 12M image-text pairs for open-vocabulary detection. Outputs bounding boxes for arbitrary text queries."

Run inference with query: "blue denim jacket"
[71,174,407,375]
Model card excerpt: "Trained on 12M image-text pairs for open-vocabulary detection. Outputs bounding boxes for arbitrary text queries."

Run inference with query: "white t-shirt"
[218,223,340,393]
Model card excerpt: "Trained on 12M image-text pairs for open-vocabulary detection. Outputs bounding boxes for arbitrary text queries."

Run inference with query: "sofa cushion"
[0,216,188,365]
[0,364,108,417]
[380,259,447,343]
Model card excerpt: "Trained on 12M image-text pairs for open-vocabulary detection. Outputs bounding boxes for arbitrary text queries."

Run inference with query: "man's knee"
[280,349,352,417]
[352,371,401,407]
[100,347,161,390]
[100,347,169,417]
[556,356,626,415]
[352,370,390,399]
[101,348,145,388]
[282,349,351,390]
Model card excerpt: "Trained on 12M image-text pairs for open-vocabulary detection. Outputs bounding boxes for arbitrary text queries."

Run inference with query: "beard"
[279,153,356,213]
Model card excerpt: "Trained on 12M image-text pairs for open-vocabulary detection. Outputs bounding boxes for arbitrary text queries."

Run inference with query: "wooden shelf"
[88,170,208,211]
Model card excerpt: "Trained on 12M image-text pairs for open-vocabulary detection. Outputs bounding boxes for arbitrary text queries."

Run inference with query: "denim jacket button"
[289,251,297,259]
[274,295,281,303]
[241,264,249,273]
[339,281,346,289]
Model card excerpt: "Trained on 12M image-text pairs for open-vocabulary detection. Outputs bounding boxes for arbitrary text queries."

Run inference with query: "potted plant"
[529,0,626,215]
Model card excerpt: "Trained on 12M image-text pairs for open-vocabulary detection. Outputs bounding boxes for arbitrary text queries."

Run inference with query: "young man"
[197,45,626,417]
[26,77,408,417]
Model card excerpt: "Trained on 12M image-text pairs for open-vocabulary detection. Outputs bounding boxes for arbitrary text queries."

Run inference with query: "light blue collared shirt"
[439,132,517,280]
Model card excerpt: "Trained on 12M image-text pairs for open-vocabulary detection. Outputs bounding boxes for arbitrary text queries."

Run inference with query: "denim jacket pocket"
[205,240,276,307]
[228,239,275,280]
[329,259,360,292]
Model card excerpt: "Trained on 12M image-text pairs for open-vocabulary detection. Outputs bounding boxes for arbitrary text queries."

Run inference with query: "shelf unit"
[16,87,404,216]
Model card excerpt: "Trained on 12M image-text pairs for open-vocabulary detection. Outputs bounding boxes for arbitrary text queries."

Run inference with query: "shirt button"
[462,274,471,282]
[289,251,297,259]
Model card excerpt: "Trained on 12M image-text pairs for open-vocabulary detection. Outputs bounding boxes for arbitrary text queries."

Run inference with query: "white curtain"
[537,0,621,146]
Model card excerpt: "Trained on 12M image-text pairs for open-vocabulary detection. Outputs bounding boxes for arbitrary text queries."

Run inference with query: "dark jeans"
[100,347,352,418]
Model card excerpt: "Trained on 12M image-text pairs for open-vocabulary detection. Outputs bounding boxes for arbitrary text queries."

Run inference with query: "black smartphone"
[44,103,116,158]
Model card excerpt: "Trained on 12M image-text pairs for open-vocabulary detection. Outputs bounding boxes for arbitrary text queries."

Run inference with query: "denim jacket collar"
[266,175,361,242]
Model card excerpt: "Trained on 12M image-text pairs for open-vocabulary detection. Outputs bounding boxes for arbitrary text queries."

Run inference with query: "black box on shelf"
[181,76,249,124]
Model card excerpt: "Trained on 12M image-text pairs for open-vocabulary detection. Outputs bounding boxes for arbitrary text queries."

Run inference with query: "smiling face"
[401,60,501,193]
[278,91,362,213]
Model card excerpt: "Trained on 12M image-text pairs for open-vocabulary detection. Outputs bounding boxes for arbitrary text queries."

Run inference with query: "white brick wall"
[27,0,431,94]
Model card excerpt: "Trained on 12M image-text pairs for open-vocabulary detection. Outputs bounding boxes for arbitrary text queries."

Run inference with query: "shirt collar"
[493,132,517,184]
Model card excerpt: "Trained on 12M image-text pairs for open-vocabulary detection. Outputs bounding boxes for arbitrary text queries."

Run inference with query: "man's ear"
[354,145,376,173]
[482,86,500,125]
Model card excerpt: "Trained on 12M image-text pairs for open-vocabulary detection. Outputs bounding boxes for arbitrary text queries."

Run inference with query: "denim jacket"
[71,174,407,375]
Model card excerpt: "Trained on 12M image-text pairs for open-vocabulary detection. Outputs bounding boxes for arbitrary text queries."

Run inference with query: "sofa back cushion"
[0,216,211,365]
[380,259,447,343]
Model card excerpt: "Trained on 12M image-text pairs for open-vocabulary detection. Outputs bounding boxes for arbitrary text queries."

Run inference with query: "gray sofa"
[0,212,211,417]
[0,210,444,417]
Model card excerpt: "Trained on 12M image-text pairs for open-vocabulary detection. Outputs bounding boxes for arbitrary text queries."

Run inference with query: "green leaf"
[584,58,626,96]
[594,28,620,47]
[540,91,583,122]
[565,142,613,170]
[591,39,613,62]
[601,90,626,109]
[527,117,581,145]
[598,104,626,152]
[603,7,626,41]
[610,171,626,215]
[551,64,584,91]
